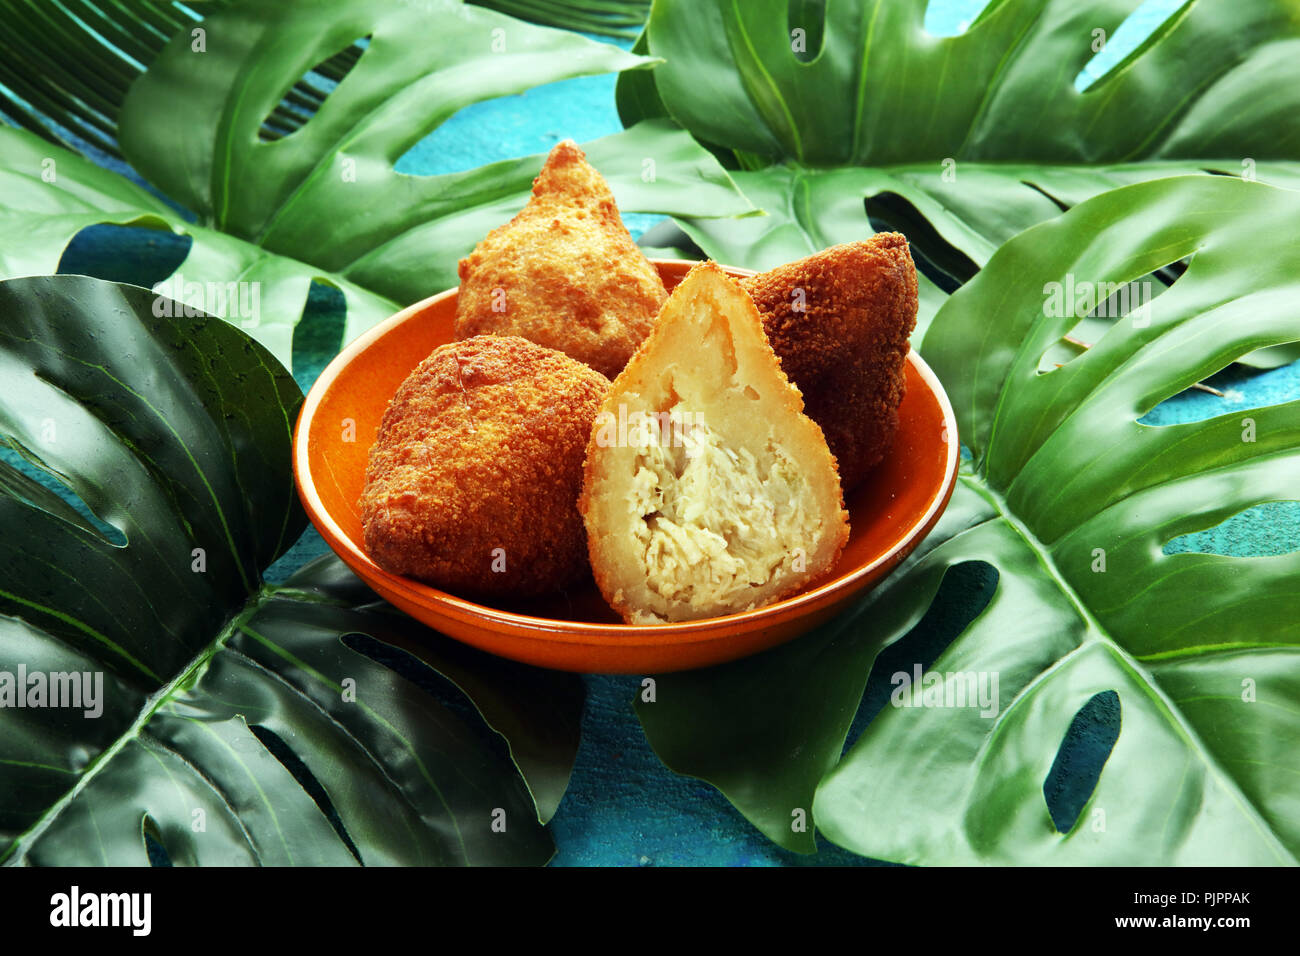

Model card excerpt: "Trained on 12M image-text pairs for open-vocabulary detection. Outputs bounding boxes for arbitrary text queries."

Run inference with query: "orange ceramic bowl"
[293,260,958,673]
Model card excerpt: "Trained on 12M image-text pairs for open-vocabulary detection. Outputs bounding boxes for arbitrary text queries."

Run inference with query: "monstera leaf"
[620,0,1300,364]
[0,0,650,161]
[0,0,748,372]
[0,126,400,373]
[117,0,748,304]
[634,175,1300,864]
[0,275,582,865]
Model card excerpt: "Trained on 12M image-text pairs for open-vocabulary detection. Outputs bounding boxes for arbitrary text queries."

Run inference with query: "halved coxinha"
[580,262,850,624]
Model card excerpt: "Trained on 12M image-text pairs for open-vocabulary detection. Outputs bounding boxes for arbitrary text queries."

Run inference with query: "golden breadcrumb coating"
[454,139,667,380]
[360,335,609,599]
[580,262,849,624]
[741,234,918,492]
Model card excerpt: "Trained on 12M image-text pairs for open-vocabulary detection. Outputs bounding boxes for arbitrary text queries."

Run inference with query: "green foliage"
[0,0,650,162]
[2,0,1297,868]
[634,176,1300,863]
[0,275,583,865]
[0,0,746,373]
[621,0,1300,365]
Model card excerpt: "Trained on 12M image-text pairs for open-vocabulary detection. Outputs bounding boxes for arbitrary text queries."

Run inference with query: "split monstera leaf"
[0,276,583,865]
[633,175,1300,864]
[619,0,1300,367]
[0,0,750,373]
[1,0,1297,867]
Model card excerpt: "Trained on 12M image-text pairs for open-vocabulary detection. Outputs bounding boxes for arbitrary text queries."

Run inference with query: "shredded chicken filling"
[627,405,814,611]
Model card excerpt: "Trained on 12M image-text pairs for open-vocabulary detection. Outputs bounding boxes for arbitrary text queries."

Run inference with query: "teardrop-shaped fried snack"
[741,234,918,492]
[360,335,608,599]
[454,139,667,380]
[580,262,849,624]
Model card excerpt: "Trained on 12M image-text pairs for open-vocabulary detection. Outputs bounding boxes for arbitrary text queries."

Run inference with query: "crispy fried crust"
[454,140,667,380]
[360,335,609,598]
[741,234,918,491]
[580,262,849,624]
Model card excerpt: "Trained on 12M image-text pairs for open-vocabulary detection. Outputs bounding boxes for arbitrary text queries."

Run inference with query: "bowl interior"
[295,260,957,670]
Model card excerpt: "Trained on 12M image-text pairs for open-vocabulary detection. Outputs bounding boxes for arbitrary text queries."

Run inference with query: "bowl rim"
[293,260,960,647]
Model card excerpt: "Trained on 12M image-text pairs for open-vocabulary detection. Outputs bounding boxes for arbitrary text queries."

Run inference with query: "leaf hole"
[141,813,173,867]
[1074,0,1195,94]
[1035,256,1189,375]
[1043,690,1121,833]
[0,437,127,547]
[290,279,348,391]
[847,560,999,747]
[923,0,998,37]
[788,0,827,63]
[258,36,369,143]
[1139,360,1294,425]
[1162,501,1300,558]
[865,193,978,294]
[249,723,362,864]
[393,75,617,178]
[58,222,193,290]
